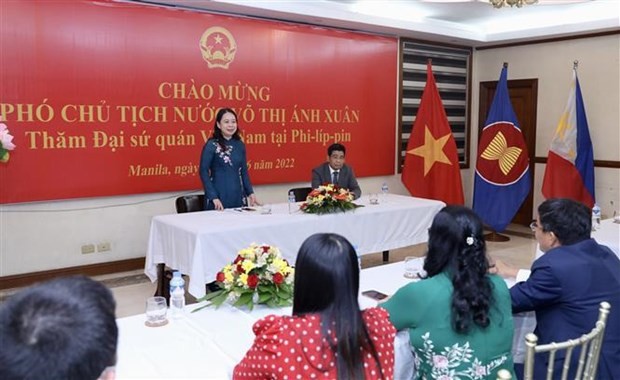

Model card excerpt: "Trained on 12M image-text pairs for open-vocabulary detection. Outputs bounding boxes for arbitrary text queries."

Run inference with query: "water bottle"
[169,271,185,319]
[381,182,389,201]
[288,191,296,214]
[592,203,601,230]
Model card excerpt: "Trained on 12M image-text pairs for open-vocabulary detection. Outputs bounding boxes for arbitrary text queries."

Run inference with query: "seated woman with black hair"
[381,206,515,379]
[233,233,396,380]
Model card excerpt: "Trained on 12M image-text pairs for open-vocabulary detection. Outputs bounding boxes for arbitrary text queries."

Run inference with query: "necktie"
[333,171,339,185]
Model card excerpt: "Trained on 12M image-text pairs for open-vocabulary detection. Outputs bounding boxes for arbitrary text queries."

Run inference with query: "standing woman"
[200,108,259,210]
[233,233,396,379]
[381,206,515,379]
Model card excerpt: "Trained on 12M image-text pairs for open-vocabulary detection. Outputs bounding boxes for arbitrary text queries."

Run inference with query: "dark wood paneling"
[0,257,145,290]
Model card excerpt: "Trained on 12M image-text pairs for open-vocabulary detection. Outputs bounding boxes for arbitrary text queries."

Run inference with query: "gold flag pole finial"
[573,60,579,70]
[503,62,508,69]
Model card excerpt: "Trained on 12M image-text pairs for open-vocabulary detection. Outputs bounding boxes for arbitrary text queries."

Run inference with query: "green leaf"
[234,292,253,307]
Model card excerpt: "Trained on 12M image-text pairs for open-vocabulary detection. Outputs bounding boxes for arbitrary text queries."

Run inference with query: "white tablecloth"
[145,194,445,297]
[117,258,532,379]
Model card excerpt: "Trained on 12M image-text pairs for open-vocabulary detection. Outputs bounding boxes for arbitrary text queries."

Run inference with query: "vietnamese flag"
[542,67,595,208]
[401,61,464,205]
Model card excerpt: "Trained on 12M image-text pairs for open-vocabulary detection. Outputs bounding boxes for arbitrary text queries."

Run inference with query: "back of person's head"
[423,205,493,333]
[538,198,591,245]
[327,143,346,157]
[293,233,381,379]
[0,275,118,380]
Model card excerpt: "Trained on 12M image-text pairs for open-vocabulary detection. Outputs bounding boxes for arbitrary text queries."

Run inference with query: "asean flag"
[473,65,530,232]
[401,62,464,205]
[542,68,595,208]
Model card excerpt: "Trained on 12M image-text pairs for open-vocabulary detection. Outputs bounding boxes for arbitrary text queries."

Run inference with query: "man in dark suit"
[311,143,361,199]
[496,198,620,379]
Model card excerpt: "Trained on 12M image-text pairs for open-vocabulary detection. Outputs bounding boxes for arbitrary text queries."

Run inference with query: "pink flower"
[432,355,449,369]
[0,123,16,150]
[474,365,486,376]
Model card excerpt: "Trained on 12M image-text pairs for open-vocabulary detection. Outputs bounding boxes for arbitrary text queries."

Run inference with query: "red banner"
[0,0,398,204]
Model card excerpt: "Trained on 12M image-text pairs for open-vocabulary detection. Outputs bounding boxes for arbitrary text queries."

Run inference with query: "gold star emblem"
[214,34,223,44]
[407,125,452,176]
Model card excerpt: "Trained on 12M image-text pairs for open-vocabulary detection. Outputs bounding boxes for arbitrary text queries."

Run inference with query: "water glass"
[403,256,418,279]
[259,204,272,214]
[369,193,379,205]
[145,296,168,327]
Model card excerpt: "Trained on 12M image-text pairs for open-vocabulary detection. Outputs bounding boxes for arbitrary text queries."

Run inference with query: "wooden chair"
[175,194,205,213]
[523,301,611,380]
[288,187,312,202]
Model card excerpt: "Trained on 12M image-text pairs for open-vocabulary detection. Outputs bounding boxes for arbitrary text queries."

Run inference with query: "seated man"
[311,142,361,199]
[495,198,620,379]
[0,275,118,380]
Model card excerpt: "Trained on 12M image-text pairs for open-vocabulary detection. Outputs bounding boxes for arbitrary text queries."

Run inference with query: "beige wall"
[1,34,618,277]
[469,34,620,219]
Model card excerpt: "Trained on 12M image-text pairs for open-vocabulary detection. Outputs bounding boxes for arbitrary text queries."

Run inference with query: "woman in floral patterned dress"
[381,206,515,380]
[199,108,259,210]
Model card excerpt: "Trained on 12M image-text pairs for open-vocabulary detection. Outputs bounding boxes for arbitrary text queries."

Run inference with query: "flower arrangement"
[194,243,294,311]
[300,184,359,214]
[0,123,16,163]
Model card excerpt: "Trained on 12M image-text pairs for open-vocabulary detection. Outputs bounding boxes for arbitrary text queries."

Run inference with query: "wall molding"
[476,30,620,51]
[533,157,620,168]
[0,257,145,291]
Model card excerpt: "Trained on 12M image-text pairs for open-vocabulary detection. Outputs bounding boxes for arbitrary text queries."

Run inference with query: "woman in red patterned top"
[233,233,396,380]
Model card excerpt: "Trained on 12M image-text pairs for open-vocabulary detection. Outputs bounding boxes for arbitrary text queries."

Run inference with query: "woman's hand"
[248,193,260,207]
[213,199,224,211]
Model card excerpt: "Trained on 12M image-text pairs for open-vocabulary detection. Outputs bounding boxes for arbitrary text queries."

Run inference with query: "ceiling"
[131,0,620,46]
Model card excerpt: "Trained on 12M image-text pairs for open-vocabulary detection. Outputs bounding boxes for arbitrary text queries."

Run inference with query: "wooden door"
[478,79,538,226]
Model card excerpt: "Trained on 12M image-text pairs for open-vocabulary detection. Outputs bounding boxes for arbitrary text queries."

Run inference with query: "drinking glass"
[260,204,272,214]
[369,193,379,205]
[403,256,418,279]
[145,296,168,327]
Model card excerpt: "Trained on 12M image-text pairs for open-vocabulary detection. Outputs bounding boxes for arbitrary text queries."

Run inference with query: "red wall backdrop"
[0,0,398,204]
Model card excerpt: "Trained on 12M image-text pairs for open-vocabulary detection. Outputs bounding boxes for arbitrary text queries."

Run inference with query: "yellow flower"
[238,273,248,286]
[242,259,256,273]
[239,247,255,260]
[271,258,289,273]
[224,270,234,283]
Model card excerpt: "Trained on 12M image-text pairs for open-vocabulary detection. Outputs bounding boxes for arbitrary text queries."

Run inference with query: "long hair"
[423,205,493,334]
[212,108,241,151]
[293,233,382,379]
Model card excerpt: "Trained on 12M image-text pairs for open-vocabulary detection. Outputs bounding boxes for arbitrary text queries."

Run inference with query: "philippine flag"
[542,67,595,208]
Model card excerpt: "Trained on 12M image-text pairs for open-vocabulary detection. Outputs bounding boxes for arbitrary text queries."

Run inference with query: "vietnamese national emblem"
[199,26,237,69]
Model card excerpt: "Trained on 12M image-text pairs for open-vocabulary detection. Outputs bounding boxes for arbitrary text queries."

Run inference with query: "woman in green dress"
[199,108,259,210]
[381,206,515,380]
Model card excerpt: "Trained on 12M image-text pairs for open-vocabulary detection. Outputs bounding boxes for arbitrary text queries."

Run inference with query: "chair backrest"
[288,187,313,202]
[175,195,205,213]
[523,301,611,380]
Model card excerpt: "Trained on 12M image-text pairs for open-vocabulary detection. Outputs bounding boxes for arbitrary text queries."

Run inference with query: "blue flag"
[473,66,531,232]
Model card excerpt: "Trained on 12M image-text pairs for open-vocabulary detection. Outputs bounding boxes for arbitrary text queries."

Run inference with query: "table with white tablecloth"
[117,258,531,379]
[145,194,444,298]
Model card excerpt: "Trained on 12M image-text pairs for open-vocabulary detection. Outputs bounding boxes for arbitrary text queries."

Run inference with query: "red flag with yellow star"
[401,62,464,205]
